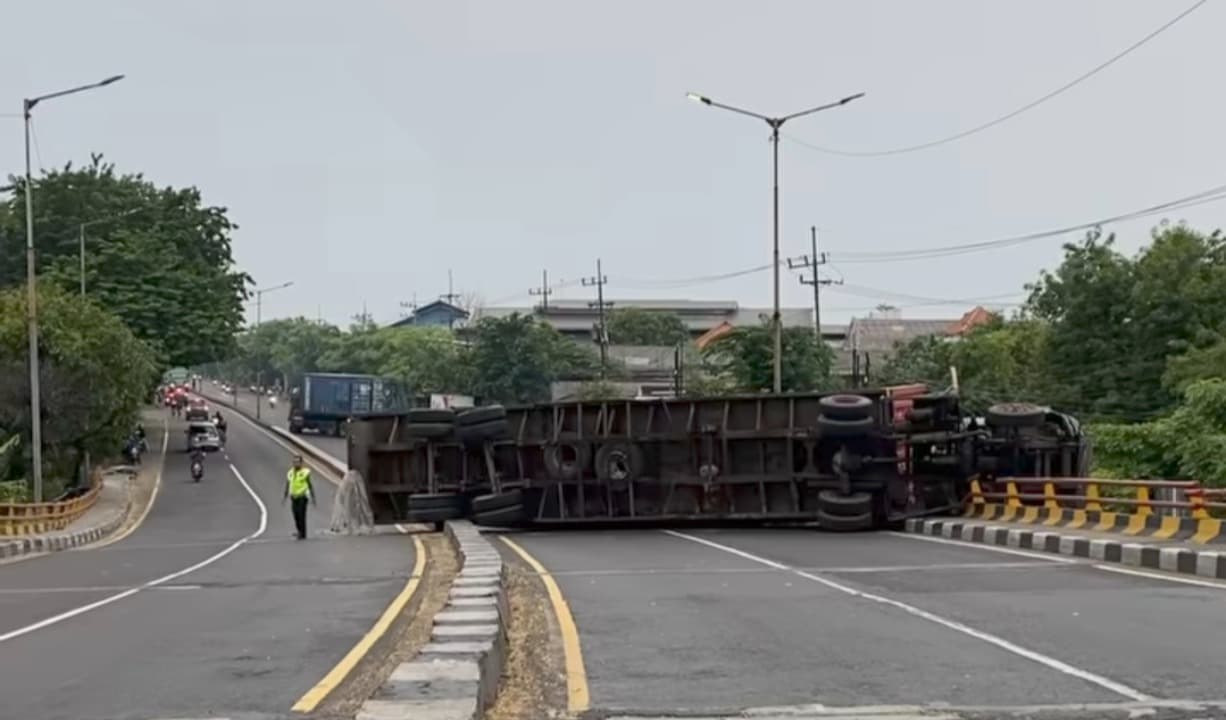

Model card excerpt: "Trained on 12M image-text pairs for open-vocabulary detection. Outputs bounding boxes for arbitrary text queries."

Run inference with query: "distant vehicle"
[288,372,409,436]
[186,421,222,452]
[185,398,210,422]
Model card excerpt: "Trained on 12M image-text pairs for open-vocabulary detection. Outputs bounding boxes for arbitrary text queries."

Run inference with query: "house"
[476,299,817,344]
[834,305,998,380]
[388,300,469,329]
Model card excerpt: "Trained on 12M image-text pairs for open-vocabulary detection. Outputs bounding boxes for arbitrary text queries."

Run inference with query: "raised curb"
[356,520,508,720]
[906,517,1226,580]
[0,470,133,562]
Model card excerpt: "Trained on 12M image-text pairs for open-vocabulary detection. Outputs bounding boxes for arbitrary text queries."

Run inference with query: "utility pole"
[528,269,552,313]
[787,226,842,341]
[582,259,609,377]
[399,294,418,319]
[440,270,463,330]
[252,281,294,420]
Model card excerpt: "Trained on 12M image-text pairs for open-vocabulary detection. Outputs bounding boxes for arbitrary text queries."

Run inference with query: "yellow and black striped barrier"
[964,478,1224,545]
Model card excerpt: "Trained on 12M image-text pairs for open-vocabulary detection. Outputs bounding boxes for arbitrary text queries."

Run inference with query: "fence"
[965,476,1226,543]
[0,470,102,536]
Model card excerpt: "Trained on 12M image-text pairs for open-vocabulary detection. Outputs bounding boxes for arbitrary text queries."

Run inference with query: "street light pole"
[687,90,863,393]
[252,281,294,421]
[22,74,124,502]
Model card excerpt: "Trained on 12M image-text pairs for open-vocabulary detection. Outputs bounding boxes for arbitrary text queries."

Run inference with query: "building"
[476,299,817,344]
[388,300,469,329]
[835,305,998,379]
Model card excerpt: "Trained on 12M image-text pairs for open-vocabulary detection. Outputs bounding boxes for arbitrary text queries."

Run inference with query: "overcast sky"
[3,0,1222,327]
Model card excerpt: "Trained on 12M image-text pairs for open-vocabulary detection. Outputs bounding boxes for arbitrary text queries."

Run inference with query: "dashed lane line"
[663,530,1153,703]
[0,463,268,644]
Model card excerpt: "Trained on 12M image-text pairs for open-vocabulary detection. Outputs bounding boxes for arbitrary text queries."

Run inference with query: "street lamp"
[23,73,125,502]
[80,207,144,296]
[687,90,863,393]
[252,281,294,420]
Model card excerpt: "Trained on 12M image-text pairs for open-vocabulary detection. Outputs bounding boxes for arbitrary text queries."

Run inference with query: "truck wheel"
[594,442,644,487]
[816,508,874,531]
[472,490,524,515]
[819,394,874,420]
[817,414,874,437]
[408,408,456,424]
[817,489,873,517]
[406,422,454,440]
[472,503,527,528]
[986,402,1045,428]
[458,419,509,448]
[406,493,466,522]
[544,442,589,481]
[458,405,507,427]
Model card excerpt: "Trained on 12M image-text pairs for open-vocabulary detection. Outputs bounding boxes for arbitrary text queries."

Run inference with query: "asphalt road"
[0,408,415,720]
[198,384,348,463]
[503,526,1226,718]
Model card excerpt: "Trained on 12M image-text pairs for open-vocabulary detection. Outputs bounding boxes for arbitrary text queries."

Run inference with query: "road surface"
[0,409,416,720]
[199,384,347,463]
[502,526,1226,718]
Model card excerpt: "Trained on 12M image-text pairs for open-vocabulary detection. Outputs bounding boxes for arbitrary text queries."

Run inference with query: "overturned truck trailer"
[347,385,1088,531]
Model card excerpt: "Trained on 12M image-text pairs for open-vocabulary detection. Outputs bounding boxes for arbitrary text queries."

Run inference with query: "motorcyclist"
[213,411,228,442]
[190,447,205,481]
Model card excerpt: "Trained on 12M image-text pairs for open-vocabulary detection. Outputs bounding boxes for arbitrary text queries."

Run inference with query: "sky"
[2,0,1222,327]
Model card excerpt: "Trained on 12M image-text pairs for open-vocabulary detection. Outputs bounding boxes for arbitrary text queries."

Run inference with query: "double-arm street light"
[252,281,294,420]
[686,90,864,393]
[23,74,125,502]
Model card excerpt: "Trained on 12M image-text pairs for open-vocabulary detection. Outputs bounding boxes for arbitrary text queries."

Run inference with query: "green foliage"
[1026,224,1226,420]
[606,308,690,346]
[1091,379,1226,486]
[702,322,833,393]
[0,284,157,484]
[0,156,250,368]
[467,314,599,404]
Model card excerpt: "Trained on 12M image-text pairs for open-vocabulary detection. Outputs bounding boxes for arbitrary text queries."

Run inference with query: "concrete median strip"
[906,517,1226,581]
[356,520,508,720]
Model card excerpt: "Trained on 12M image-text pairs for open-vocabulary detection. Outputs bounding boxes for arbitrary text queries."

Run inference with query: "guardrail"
[0,470,102,536]
[965,476,1226,543]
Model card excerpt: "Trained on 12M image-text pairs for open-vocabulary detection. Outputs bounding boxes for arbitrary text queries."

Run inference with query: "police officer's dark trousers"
[291,496,309,539]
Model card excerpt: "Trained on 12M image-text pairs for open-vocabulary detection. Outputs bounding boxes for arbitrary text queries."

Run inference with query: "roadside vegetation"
[0,157,247,494]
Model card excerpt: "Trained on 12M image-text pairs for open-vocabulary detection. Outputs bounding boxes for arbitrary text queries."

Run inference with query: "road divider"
[196,389,346,476]
[906,517,1226,582]
[356,521,507,720]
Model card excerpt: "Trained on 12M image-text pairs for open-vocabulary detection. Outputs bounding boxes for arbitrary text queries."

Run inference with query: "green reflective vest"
[287,467,311,498]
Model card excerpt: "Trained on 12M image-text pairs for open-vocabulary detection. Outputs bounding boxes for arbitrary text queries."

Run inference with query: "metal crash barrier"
[0,471,102,536]
[964,476,1226,544]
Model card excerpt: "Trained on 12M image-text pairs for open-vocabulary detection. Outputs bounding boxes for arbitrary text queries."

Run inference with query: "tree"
[606,308,690,346]
[702,322,833,393]
[0,284,157,490]
[467,314,598,404]
[0,156,250,368]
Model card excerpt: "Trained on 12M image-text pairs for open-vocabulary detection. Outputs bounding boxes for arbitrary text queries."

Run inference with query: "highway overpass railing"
[0,469,102,535]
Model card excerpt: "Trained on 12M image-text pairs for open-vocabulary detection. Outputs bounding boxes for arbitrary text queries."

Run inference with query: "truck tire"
[408,408,456,424]
[458,405,507,426]
[819,394,874,420]
[817,414,874,437]
[405,422,454,440]
[544,442,589,481]
[986,402,1045,428]
[408,493,467,513]
[472,503,528,528]
[817,489,873,517]
[594,442,644,486]
[816,508,874,531]
[472,490,524,515]
[458,419,509,448]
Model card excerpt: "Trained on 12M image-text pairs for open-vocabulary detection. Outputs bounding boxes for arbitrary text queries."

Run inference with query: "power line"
[616,263,774,289]
[785,0,1208,158]
[831,182,1226,263]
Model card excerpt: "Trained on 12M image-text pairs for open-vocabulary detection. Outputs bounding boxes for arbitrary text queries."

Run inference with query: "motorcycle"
[190,451,204,483]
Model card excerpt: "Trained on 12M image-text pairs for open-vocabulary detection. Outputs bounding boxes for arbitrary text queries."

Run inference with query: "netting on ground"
[329,469,375,534]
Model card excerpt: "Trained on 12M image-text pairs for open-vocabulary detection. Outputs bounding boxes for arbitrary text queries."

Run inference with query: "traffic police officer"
[283,454,316,539]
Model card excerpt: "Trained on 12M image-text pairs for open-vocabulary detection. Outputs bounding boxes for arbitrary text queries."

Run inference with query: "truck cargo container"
[347,385,1088,530]
[288,372,409,436]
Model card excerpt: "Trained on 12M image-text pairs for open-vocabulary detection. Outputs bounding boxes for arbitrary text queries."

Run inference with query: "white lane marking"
[0,463,267,644]
[546,561,1066,578]
[1094,563,1226,590]
[663,530,1153,702]
[154,584,203,591]
[884,529,1078,564]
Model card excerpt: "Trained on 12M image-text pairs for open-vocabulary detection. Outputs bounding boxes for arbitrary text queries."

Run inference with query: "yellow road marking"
[1123,513,1148,536]
[292,534,426,713]
[500,536,590,713]
[91,417,169,550]
[1152,515,1181,540]
[1019,506,1039,524]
